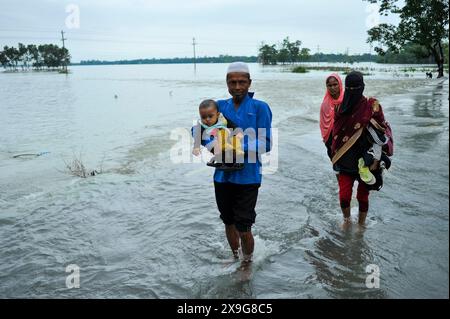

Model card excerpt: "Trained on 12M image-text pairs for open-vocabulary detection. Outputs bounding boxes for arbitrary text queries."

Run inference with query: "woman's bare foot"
[341,217,352,230]
[358,211,368,225]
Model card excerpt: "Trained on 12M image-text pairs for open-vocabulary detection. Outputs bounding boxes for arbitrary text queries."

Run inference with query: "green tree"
[17,43,27,70]
[0,50,8,69]
[4,46,19,70]
[285,38,302,63]
[257,37,309,65]
[26,44,39,70]
[258,43,278,65]
[58,47,71,70]
[366,0,449,77]
[299,48,311,62]
[443,42,449,65]
[1,43,70,71]
[39,44,61,69]
[38,45,49,69]
[376,43,434,63]
[278,37,303,63]
[277,47,290,64]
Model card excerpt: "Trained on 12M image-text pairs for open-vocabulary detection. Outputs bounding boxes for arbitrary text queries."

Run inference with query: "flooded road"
[0,64,448,298]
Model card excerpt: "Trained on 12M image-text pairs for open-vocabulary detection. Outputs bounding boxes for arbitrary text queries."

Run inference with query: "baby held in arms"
[192,99,244,172]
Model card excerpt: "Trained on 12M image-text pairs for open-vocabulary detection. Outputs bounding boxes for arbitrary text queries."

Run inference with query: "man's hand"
[192,148,201,156]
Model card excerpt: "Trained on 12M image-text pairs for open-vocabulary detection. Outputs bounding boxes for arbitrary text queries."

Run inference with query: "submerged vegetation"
[291,65,372,75]
[292,66,308,73]
[289,64,442,77]
[60,152,104,178]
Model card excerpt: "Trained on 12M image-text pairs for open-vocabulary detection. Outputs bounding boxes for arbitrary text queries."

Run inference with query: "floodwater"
[0,63,448,298]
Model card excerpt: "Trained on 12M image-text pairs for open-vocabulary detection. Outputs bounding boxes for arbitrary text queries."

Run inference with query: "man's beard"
[233,92,246,102]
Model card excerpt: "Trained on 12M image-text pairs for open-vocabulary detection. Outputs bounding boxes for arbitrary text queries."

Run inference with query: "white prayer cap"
[227,62,250,74]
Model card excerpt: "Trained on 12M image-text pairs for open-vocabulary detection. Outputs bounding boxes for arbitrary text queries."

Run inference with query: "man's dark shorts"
[214,182,260,232]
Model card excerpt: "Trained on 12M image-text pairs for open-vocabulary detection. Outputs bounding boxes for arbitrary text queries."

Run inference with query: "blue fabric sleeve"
[216,100,226,113]
[243,102,273,154]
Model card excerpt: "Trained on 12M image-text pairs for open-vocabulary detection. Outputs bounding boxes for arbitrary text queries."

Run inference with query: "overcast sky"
[0,0,401,62]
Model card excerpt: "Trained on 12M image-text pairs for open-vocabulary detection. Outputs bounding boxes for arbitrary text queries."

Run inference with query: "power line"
[0,35,193,45]
[0,29,364,51]
[0,31,258,47]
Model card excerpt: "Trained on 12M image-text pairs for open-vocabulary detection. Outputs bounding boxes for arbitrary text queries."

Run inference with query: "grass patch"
[292,66,309,73]
[400,66,434,73]
[342,70,373,76]
[292,65,373,76]
[301,66,352,72]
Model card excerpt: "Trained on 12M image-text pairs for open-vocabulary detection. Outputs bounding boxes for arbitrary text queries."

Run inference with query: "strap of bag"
[331,127,364,165]
[370,118,386,132]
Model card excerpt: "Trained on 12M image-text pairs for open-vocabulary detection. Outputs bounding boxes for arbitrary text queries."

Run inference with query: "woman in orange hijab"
[320,73,344,159]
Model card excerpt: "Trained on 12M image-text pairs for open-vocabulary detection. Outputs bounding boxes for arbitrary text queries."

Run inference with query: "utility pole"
[192,37,197,71]
[316,45,320,66]
[61,30,67,72]
[345,47,350,66]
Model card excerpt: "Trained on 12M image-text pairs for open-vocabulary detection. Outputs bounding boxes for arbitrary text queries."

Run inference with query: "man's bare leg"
[225,224,240,258]
[239,231,254,263]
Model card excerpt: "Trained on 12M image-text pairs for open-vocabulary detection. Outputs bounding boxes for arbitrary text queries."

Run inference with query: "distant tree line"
[54,41,448,68]
[78,55,257,65]
[0,43,70,71]
[258,38,446,65]
[376,42,449,65]
[314,53,377,63]
[77,49,444,66]
[258,37,311,65]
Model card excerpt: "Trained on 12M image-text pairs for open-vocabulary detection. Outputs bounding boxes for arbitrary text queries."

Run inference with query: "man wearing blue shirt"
[214,62,272,264]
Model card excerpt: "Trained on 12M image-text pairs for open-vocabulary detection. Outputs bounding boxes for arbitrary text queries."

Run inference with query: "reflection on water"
[401,80,448,153]
[0,64,448,298]
[306,226,387,299]
[413,81,446,118]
